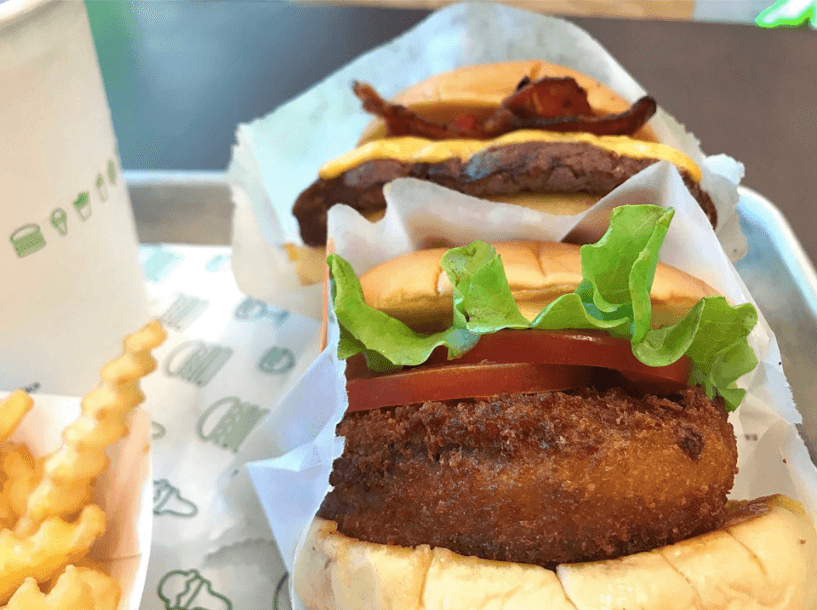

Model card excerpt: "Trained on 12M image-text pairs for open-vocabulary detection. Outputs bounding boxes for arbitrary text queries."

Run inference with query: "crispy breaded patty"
[318,386,738,567]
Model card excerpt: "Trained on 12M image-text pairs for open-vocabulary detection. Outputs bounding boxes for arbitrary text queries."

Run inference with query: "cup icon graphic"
[10,224,46,258]
[157,569,232,610]
[73,191,92,220]
[51,208,68,236]
[153,479,198,517]
[107,158,117,185]
[96,173,108,202]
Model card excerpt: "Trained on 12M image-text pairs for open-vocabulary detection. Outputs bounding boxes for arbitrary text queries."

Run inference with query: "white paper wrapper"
[229,2,746,321]
[0,391,151,610]
[246,165,817,610]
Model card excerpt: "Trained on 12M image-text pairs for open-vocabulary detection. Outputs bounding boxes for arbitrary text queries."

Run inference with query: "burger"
[288,61,718,285]
[293,205,816,609]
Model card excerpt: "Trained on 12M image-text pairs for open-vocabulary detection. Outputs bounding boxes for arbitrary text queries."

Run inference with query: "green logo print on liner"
[152,420,166,440]
[141,246,183,283]
[108,159,117,184]
[205,253,230,273]
[51,209,68,236]
[756,0,817,27]
[161,294,209,331]
[158,569,232,610]
[258,346,295,375]
[164,341,232,387]
[274,573,290,610]
[9,224,46,258]
[73,191,92,220]
[153,479,198,517]
[234,297,290,325]
[197,396,268,452]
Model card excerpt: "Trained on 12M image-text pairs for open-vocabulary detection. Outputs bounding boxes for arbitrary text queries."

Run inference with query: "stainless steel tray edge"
[734,186,817,461]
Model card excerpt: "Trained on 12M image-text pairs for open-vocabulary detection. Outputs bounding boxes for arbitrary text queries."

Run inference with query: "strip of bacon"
[353,82,482,140]
[486,95,658,137]
[503,76,594,119]
[353,79,656,140]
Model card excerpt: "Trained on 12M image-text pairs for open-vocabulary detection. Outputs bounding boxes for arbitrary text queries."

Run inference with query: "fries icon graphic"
[0,320,167,605]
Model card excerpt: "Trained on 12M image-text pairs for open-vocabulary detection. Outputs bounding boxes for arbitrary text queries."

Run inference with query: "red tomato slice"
[345,330,692,412]
[346,363,594,413]
[419,330,690,387]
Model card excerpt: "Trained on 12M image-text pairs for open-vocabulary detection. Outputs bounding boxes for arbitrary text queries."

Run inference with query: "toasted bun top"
[359,241,718,332]
[358,60,659,145]
[295,495,817,610]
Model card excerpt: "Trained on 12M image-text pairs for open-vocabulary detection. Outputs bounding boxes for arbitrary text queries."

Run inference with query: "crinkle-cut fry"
[39,564,121,610]
[0,390,33,443]
[73,566,121,610]
[0,504,106,604]
[0,444,43,527]
[1,566,96,610]
[15,321,166,537]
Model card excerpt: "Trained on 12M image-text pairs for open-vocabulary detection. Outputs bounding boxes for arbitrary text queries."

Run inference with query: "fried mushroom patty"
[318,386,738,568]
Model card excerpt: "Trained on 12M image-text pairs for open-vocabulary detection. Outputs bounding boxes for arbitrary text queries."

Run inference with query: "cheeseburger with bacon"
[291,61,717,257]
[294,206,817,609]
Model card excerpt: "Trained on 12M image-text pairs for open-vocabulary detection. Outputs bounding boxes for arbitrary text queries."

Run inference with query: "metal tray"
[126,172,817,461]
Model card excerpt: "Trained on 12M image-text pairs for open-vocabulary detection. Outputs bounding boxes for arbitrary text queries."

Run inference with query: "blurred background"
[84,1,816,253]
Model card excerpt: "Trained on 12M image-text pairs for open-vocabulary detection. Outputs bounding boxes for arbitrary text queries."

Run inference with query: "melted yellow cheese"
[319,131,701,183]
[486,193,600,215]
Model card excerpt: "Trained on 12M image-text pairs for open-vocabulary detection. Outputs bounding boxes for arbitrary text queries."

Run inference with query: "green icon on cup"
[10,224,46,258]
[73,191,91,220]
[51,208,68,236]
[108,158,117,184]
[158,569,232,610]
[96,174,108,202]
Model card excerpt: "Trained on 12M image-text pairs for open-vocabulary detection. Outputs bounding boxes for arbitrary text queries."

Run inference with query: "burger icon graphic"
[158,569,232,610]
[9,223,46,258]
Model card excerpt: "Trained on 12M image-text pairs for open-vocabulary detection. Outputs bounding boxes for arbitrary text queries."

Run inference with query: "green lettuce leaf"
[329,205,758,410]
[441,241,531,332]
[328,253,479,373]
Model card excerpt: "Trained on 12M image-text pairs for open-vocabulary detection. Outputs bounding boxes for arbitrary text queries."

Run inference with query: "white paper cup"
[0,0,149,396]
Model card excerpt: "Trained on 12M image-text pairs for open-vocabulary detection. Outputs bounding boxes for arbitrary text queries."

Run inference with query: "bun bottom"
[294,495,816,610]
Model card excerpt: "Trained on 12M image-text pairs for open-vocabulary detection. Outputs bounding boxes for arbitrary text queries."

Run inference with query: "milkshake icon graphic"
[10,224,46,258]
[73,191,91,220]
[51,208,68,236]
[153,479,198,517]
[157,569,232,610]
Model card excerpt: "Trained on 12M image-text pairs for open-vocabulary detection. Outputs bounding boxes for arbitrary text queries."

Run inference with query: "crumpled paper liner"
[1,391,151,610]
[246,165,817,610]
[229,2,746,321]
